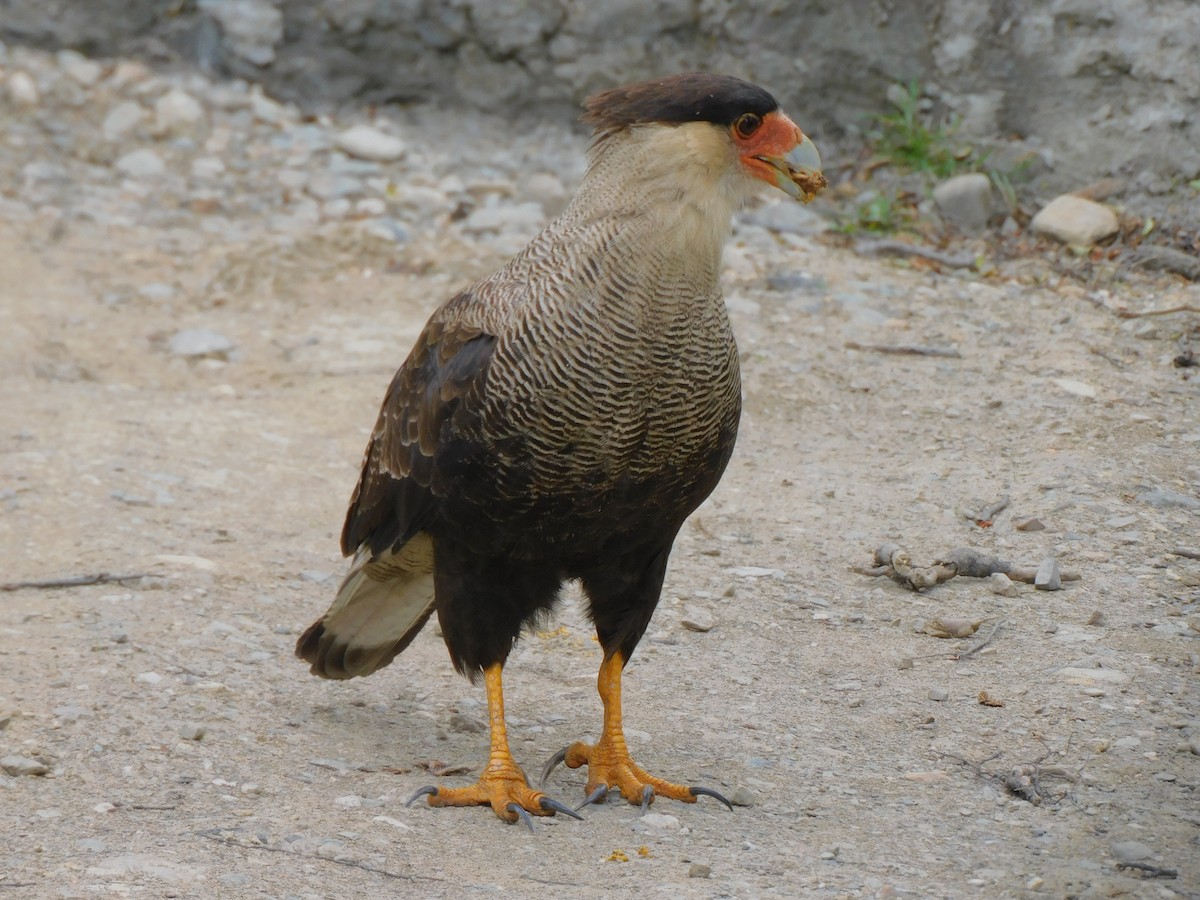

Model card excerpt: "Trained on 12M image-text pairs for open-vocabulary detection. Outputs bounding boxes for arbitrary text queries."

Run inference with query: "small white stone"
[178,723,206,741]
[335,125,407,162]
[57,49,103,85]
[6,71,40,106]
[334,794,364,808]
[354,197,387,217]
[154,89,206,135]
[115,149,166,178]
[680,606,714,632]
[933,173,994,231]
[640,812,680,831]
[136,672,164,685]
[1031,195,1119,246]
[1,755,48,776]
[103,101,145,141]
[989,572,1019,598]
[1052,378,1097,399]
[168,328,235,359]
[1056,666,1130,684]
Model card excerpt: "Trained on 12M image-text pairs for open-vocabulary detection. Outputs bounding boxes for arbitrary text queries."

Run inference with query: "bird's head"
[581,73,827,210]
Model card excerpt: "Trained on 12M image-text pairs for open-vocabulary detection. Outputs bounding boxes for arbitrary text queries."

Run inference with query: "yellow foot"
[406,763,581,830]
[542,740,733,811]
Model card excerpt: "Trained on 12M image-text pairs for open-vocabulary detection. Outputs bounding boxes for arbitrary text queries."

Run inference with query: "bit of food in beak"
[757,135,827,203]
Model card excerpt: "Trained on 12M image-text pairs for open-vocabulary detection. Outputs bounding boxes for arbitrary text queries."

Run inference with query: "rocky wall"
[2,0,1197,189]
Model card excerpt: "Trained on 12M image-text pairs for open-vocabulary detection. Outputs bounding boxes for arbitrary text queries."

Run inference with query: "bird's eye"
[734,113,762,139]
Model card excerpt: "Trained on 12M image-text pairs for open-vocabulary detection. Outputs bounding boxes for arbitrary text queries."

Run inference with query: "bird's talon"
[507,803,536,833]
[576,785,608,811]
[404,785,438,807]
[640,783,654,812]
[690,785,734,811]
[539,746,570,788]
[539,795,584,820]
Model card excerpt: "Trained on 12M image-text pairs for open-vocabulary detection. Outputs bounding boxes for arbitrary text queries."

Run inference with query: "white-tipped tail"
[296,532,436,679]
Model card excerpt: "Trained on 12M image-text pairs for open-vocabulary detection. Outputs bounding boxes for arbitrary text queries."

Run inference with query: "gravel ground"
[2,46,1199,899]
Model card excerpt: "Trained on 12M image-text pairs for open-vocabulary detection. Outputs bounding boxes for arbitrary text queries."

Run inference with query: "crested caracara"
[297,72,826,827]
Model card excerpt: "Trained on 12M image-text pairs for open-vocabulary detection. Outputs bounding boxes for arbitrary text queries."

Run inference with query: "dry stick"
[1115,861,1178,879]
[1113,304,1200,319]
[844,340,962,359]
[197,833,445,883]
[0,572,148,592]
[964,496,1010,524]
[959,620,1004,659]
[855,238,978,269]
[1170,548,1200,561]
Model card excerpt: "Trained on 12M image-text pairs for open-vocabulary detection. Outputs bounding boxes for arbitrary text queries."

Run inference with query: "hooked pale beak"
[758,134,827,203]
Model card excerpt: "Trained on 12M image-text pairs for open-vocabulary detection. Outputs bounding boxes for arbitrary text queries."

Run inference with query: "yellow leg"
[561,651,714,807]
[409,663,577,825]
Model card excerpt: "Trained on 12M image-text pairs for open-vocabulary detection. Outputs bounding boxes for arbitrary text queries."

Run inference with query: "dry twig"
[844,340,962,358]
[196,832,445,882]
[858,544,1080,592]
[855,238,978,269]
[1115,861,1178,879]
[0,572,148,592]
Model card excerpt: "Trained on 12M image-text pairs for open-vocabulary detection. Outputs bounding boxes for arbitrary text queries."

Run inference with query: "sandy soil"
[1,167,1198,898]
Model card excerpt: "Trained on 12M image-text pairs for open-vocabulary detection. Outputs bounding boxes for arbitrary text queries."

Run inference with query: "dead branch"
[844,340,962,358]
[1170,547,1200,561]
[1114,304,1200,319]
[196,832,445,882]
[0,572,148,592]
[1125,245,1200,282]
[855,238,978,269]
[1115,861,1178,879]
[962,496,1009,526]
[959,620,1004,659]
[860,544,1080,592]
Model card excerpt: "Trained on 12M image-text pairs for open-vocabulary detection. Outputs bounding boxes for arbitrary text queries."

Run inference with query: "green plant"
[833,189,915,234]
[871,81,969,178]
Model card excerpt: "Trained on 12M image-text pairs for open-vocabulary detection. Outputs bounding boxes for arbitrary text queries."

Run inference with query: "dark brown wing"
[340,293,498,558]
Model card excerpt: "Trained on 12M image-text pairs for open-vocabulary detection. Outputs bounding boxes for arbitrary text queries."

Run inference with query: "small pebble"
[1110,840,1153,863]
[1034,558,1061,591]
[688,863,711,878]
[989,572,1019,598]
[1014,516,1045,532]
[115,149,166,179]
[336,125,407,162]
[168,328,235,359]
[178,723,206,741]
[1,755,48,776]
[1086,610,1105,626]
[640,812,680,832]
[728,786,756,807]
[928,688,949,702]
[680,606,714,632]
[6,71,39,106]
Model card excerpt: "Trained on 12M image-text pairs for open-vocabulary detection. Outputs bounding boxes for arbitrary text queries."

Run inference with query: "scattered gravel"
[0,39,1196,900]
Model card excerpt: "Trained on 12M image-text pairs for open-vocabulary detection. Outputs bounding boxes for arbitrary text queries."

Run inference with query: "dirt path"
[2,212,1197,898]
[1,51,1198,900]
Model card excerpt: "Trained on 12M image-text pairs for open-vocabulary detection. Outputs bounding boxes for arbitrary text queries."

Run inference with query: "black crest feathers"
[582,73,779,137]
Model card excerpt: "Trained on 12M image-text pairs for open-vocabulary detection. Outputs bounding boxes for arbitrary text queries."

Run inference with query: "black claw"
[539,746,570,788]
[404,785,438,807]
[508,802,536,833]
[640,784,654,813]
[539,796,584,820]
[690,786,735,811]
[575,785,608,811]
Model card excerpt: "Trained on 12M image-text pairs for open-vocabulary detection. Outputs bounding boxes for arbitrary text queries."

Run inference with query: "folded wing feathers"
[295,532,436,679]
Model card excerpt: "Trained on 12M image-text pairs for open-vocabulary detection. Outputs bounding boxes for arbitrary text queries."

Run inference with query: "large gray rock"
[933,173,994,231]
[0,0,1197,191]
